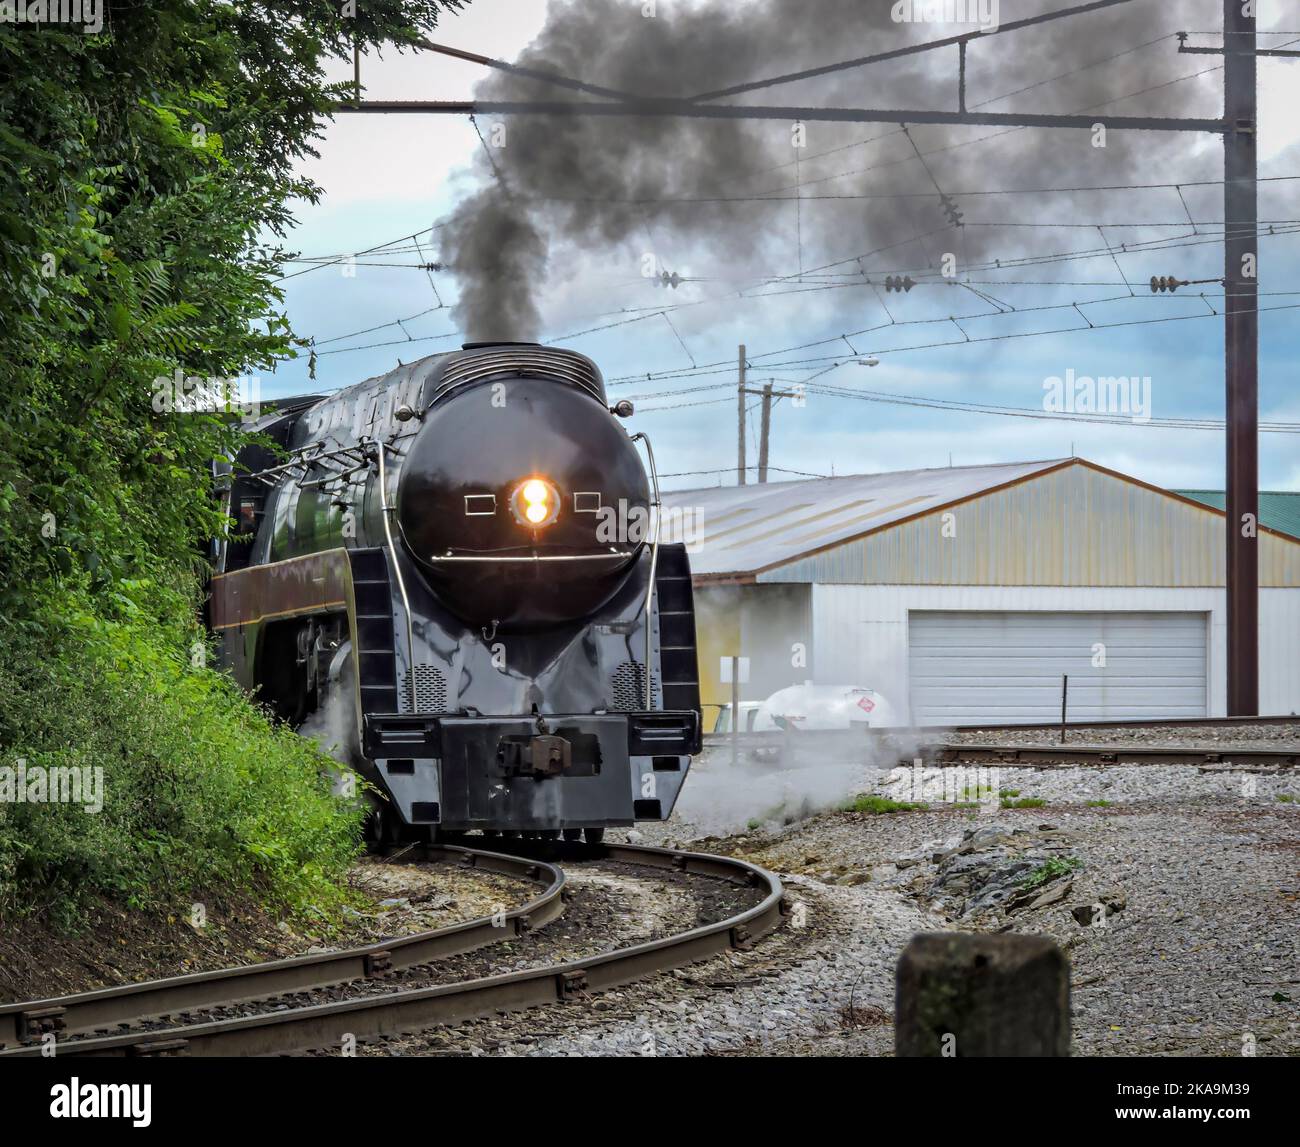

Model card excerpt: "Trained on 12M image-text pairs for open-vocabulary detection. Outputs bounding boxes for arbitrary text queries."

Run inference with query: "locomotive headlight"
[510,476,559,528]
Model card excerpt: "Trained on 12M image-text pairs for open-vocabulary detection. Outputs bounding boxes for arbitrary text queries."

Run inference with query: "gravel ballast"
[538,723,1298,1058]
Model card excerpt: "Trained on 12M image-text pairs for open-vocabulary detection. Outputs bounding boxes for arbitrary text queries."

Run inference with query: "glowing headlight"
[511,476,559,528]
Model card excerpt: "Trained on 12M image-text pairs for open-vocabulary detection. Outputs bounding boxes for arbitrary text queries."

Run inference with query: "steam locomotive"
[207,343,701,843]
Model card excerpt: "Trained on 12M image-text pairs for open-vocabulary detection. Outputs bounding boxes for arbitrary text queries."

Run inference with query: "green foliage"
[842,794,928,815]
[0,599,365,923]
[1017,856,1083,891]
[1001,796,1047,809]
[0,2,459,923]
[1086,799,1112,807]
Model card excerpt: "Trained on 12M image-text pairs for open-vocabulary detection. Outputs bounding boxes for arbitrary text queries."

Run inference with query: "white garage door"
[908,611,1207,725]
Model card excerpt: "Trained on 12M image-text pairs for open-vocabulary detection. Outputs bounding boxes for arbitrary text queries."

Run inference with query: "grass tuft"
[1018,856,1083,890]
[842,794,928,815]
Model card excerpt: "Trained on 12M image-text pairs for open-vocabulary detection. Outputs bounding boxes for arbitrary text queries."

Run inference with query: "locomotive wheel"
[562,828,582,841]
[365,802,403,848]
[584,827,605,845]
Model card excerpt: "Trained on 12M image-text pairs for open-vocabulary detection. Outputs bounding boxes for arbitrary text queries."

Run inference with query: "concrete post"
[895,932,1071,1057]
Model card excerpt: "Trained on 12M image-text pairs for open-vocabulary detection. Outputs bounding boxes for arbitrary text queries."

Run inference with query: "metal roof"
[657,458,1070,578]
[1174,490,1300,541]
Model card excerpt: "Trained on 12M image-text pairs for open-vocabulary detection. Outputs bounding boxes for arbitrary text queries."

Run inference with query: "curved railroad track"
[0,843,563,1050]
[0,842,783,1058]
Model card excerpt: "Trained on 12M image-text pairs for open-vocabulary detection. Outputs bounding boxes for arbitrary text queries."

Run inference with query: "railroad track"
[0,843,563,1049]
[703,714,1299,751]
[0,842,783,1058]
[917,714,1300,733]
[917,743,1300,771]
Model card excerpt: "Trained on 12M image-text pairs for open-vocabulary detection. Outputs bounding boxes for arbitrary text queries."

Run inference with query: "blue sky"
[267,0,1300,494]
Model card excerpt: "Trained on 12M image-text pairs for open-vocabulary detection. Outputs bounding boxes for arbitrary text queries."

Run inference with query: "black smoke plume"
[440,0,1223,342]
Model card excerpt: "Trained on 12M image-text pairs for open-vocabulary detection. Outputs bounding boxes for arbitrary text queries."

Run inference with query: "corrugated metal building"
[657,458,1300,725]
[1174,490,1300,541]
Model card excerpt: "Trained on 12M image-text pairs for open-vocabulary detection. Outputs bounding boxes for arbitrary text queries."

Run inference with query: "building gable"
[759,460,1300,588]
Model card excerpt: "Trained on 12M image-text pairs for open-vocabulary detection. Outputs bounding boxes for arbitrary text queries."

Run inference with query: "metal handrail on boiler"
[371,437,417,710]
[630,431,662,710]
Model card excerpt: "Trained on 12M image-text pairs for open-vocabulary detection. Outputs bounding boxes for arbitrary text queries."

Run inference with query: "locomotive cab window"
[224,484,266,573]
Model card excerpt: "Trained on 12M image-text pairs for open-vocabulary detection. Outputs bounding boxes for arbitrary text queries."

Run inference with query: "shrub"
[0,596,364,926]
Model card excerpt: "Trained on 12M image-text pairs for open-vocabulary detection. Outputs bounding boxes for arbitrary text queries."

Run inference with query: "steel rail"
[2,844,783,1058]
[703,715,1299,747]
[0,844,564,1049]
[918,743,1300,769]
[905,714,1299,733]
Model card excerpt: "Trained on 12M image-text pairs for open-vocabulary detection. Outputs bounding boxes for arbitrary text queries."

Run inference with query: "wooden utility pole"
[736,344,747,486]
[1223,0,1258,715]
[757,382,773,483]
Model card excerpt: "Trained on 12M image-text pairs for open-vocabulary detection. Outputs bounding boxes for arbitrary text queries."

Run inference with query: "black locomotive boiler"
[207,343,702,842]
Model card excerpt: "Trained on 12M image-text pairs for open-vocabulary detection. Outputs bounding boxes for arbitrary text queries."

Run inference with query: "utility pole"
[737,344,747,486]
[757,381,773,483]
[1223,0,1258,715]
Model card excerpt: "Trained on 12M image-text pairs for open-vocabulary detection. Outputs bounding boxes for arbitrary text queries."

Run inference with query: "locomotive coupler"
[499,733,572,778]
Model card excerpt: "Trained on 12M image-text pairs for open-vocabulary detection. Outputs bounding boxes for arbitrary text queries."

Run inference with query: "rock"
[959,825,1017,854]
[1071,903,1100,926]
[1006,878,1074,914]
[927,835,964,862]
[1099,888,1127,913]
[1071,888,1127,926]
[1027,880,1073,910]
[965,862,1038,915]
